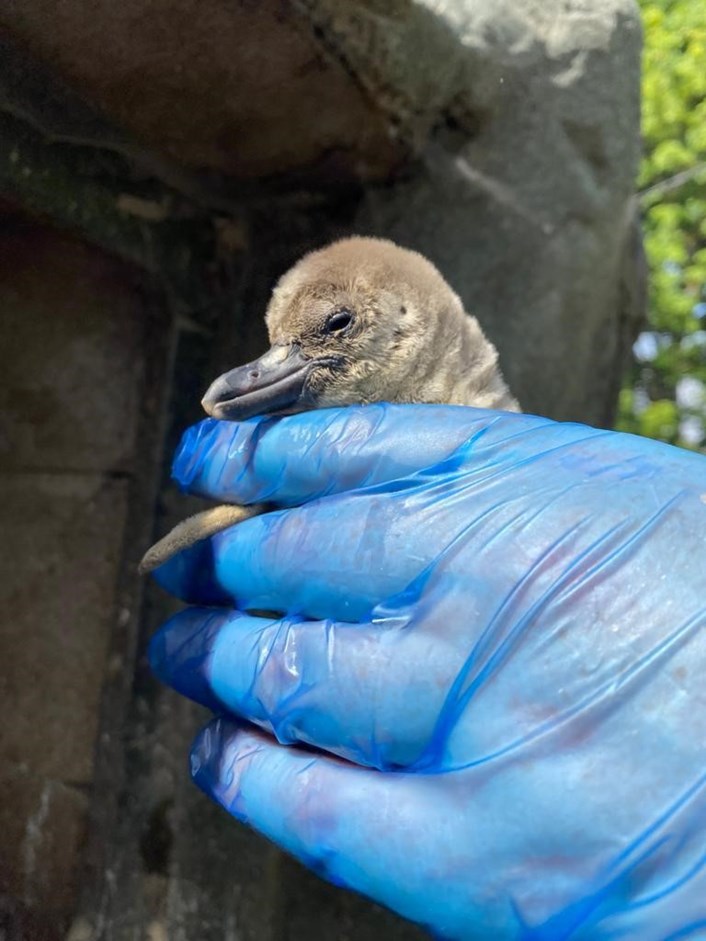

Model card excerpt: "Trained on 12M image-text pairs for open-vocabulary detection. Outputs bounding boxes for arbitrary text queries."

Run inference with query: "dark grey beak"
[201,344,321,420]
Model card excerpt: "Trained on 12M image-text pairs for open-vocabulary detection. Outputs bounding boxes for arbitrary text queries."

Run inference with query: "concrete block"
[0,222,146,474]
[0,473,128,783]
[0,766,88,926]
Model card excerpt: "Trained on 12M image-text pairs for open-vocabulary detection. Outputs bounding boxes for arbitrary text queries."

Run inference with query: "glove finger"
[192,718,706,941]
[150,491,438,620]
[150,452,537,619]
[149,605,452,769]
[149,537,235,606]
[171,405,550,505]
[189,718,480,936]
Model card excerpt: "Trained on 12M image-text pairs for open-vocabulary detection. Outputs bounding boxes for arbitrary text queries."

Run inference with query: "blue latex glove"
[149,405,706,939]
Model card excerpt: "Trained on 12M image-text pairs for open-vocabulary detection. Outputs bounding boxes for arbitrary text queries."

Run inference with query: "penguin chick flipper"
[138,502,267,575]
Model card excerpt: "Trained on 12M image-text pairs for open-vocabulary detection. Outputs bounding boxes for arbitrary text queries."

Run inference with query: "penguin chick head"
[202,236,511,419]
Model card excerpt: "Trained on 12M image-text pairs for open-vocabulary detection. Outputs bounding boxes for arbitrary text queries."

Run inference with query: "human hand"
[149,405,706,939]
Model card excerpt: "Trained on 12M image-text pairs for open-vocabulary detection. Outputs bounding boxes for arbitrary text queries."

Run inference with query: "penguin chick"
[202,236,518,419]
[140,237,519,574]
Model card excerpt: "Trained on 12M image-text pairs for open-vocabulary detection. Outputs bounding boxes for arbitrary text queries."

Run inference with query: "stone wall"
[0,2,644,938]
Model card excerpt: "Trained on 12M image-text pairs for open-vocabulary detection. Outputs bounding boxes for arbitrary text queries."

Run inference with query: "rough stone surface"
[0,222,152,935]
[0,473,128,781]
[0,221,147,473]
[0,768,88,927]
[340,0,644,423]
[0,0,405,182]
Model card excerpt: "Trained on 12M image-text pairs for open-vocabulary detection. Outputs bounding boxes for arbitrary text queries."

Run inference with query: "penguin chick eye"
[324,309,355,334]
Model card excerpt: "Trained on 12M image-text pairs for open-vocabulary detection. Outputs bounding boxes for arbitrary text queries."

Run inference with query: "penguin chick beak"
[201,343,337,420]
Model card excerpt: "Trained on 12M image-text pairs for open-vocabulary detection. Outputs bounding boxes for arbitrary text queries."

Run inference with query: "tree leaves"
[617,0,706,450]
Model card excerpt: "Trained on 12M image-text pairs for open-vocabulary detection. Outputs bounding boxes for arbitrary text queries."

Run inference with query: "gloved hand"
[149,405,706,940]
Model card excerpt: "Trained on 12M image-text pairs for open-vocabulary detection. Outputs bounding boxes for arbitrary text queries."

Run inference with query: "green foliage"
[616,0,706,449]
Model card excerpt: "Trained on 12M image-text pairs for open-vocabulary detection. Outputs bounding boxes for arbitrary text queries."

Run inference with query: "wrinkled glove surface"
[149,405,706,940]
